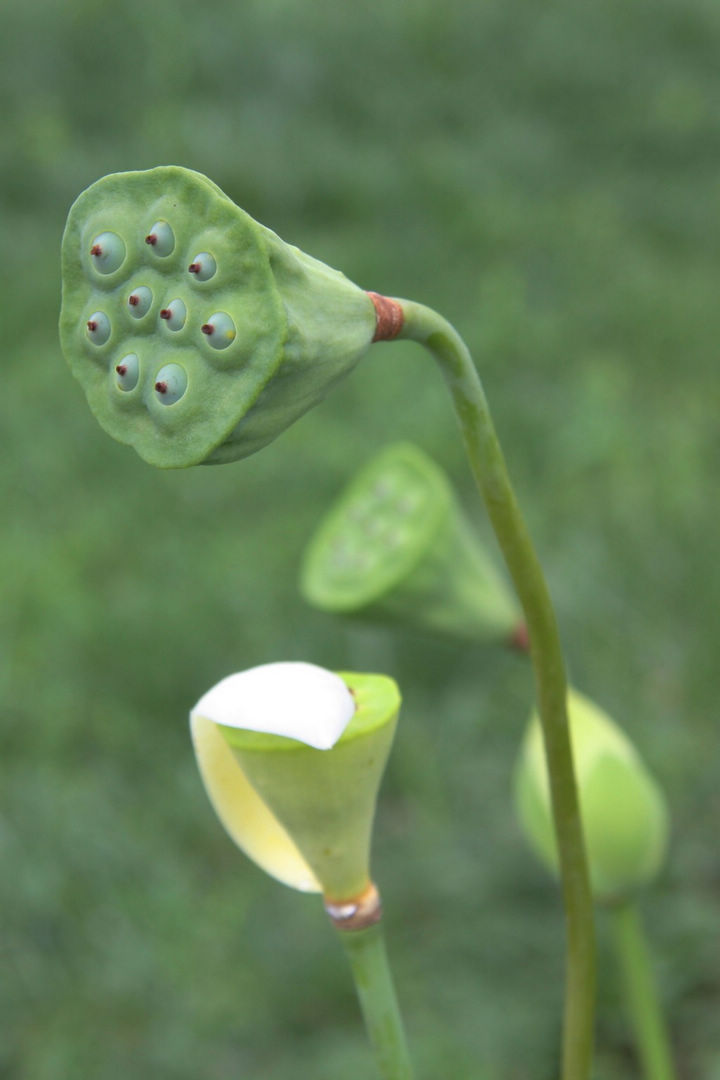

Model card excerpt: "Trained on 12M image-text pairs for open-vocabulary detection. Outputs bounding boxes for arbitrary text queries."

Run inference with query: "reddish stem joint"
[367,292,404,343]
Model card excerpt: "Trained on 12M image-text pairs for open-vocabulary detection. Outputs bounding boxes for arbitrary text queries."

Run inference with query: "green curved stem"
[396,299,595,1080]
[610,902,676,1080]
[337,921,414,1080]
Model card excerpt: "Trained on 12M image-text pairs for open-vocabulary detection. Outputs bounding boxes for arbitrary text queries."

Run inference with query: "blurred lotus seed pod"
[300,442,524,645]
[514,688,669,905]
[60,167,377,468]
[190,662,400,903]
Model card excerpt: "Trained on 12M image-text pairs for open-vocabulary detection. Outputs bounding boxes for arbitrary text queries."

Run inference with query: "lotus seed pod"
[301,442,522,644]
[190,662,401,903]
[514,688,669,905]
[60,166,377,468]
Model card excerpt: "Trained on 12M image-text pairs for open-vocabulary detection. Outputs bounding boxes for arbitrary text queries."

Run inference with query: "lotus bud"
[301,442,524,646]
[190,662,400,906]
[514,688,669,905]
[60,166,383,468]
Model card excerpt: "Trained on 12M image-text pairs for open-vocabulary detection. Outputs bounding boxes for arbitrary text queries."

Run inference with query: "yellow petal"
[190,713,321,893]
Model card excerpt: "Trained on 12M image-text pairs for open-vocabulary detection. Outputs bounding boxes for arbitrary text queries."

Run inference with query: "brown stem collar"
[368,292,404,343]
[325,881,382,931]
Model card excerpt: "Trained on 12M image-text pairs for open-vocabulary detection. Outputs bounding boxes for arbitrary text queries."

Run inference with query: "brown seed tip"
[87,320,97,332]
[145,233,157,246]
[201,322,214,335]
[155,381,168,394]
[159,309,171,320]
[128,294,139,306]
[116,364,127,376]
[90,244,102,257]
[188,262,200,274]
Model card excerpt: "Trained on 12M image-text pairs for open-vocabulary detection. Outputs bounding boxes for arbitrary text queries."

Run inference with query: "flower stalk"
[395,298,595,1080]
[335,914,415,1080]
[610,902,676,1080]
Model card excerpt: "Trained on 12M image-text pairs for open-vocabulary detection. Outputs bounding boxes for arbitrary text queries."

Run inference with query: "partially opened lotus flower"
[514,688,669,905]
[301,442,524,646]
[59,167,382,468]
[190,661,400,909]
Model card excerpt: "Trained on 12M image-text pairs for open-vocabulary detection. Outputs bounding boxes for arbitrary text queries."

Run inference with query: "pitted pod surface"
[301,443,450,610]
[60,167,286,468]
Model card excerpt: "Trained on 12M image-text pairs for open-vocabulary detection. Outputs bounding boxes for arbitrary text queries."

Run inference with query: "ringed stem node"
[325,880,382,931]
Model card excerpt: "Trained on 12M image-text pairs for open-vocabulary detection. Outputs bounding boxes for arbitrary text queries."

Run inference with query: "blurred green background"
[2,0,718,1076]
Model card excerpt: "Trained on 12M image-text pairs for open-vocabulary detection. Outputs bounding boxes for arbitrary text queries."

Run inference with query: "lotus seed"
[115,353,140,392]
[201,312,236,350]
[145,221,175,256]
[86,311,111,346]
[397,493,422,515]
[188,252,217,281]
[159,299,187,331]
[154,363,188,405]
[127,286,153,319]
[89,232,126,275]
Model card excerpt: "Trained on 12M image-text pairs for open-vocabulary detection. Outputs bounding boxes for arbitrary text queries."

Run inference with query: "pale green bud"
[514,688,669,904]
[301,442,523,645]
[60,167,377,468]
[190,662,400,904]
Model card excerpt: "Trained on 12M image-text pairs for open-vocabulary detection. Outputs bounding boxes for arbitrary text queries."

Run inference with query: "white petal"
[189,661,356,750]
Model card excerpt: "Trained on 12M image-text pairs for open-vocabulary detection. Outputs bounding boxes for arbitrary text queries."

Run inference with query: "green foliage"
[2,1,718,1077]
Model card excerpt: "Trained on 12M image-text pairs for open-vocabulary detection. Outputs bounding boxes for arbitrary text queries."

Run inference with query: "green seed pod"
[60,167,377,468]
[300,442,523,644]
[514,688,669,905]
[190,662,400,903]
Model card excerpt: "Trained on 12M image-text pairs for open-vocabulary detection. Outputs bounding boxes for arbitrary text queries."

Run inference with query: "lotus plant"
[60,165,594,1078]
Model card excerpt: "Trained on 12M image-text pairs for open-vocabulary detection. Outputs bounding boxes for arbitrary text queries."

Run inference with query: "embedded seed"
[89,232,126,274]
[115,353,139,391]
[86,311,111,345]
[397,491,421,514]
[159,298,186,331]
[188,252,217,281]
[127,286,152,318]
[145,221,175,256]
[201,312,236,350]
[153,363,188,405]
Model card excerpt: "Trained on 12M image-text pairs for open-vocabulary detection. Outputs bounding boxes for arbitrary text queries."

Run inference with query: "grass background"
[2,0,718,1076]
